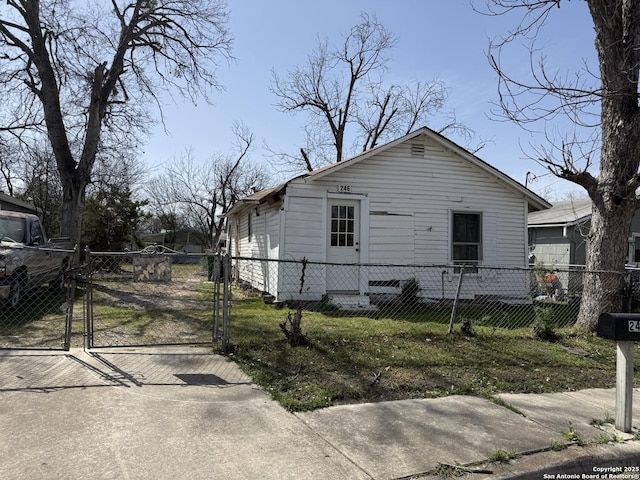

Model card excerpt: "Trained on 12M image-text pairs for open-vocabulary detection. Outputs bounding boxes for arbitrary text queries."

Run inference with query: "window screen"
[452,212,481,270]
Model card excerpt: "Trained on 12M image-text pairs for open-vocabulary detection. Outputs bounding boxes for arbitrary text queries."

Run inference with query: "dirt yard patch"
[92,277,211,311]
[88,271,216,347]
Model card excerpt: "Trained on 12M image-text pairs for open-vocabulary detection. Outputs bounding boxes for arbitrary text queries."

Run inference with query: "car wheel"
[8,276,23,309]
[50,263,67,292]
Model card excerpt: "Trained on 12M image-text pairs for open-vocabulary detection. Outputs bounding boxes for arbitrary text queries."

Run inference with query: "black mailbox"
[597,313,640,341]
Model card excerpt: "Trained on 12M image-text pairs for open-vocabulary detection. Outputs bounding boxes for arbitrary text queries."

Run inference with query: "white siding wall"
[236,213,249,256]
[370,214,414,263]
[282,194,325,260]
[279,137,531,301]
[234,203,281,294]
[277,193,327,300]
[291,139,527,265]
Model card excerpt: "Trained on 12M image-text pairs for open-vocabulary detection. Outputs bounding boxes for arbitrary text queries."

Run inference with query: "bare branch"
[475,0,562,47]
[145,125,269,249]
[271,13,397,163]
[481,0,640,329]
[0,0,233,242]
[300,148,313,172]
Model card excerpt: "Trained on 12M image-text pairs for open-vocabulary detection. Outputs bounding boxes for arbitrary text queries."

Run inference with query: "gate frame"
[212,252,231,351]
[84,247,230,349]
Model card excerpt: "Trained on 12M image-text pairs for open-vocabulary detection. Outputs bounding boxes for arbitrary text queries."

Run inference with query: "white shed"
[226,127,550,304]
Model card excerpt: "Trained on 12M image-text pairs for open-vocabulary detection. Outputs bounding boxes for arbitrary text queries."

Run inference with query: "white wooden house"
[225,127,550,305]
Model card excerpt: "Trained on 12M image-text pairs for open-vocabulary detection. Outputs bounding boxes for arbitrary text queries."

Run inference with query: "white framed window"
[452,212,482,272]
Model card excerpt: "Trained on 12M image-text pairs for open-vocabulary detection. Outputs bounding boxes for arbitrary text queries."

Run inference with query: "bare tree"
[356,79,475,153]
[0,136,20,196]
[0,131,148,238]
[0,137,64,232]
[270,13,471,171]
[18,144,63,235]
[146,124,270,250]
[88,147,148,197]
[0,0,232,244]
[483,0,640,330]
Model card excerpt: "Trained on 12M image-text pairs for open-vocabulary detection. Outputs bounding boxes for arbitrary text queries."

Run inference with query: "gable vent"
[411,143,425,157]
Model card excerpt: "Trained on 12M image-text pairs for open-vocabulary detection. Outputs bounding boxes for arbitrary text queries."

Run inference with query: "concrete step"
[328,295,378,312]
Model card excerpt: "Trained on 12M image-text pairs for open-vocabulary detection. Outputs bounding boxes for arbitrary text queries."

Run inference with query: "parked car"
[0,211,73,308]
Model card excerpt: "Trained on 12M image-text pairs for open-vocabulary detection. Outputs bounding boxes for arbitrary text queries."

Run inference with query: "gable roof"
[305,127,550,209]
[241,184,287,203]
[227,126,552,216]
[527,198,592,227]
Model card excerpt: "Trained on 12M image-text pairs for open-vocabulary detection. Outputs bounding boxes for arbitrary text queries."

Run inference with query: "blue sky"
[141,1,597,200]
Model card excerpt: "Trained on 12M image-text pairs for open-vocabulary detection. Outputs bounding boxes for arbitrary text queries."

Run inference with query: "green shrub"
[532,306,558,341]
[400,278,420,306]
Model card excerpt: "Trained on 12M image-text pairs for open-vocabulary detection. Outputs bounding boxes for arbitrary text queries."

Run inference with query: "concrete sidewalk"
[0,348,638,480]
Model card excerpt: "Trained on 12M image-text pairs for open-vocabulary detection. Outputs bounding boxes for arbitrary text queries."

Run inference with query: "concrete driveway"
[1,348,639,480]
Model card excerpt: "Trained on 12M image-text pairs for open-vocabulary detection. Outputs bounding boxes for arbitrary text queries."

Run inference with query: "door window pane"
[330,205,355,247]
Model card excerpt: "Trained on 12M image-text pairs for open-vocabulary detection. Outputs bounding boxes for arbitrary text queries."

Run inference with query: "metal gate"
[0,247,232,350]
[212,253,231,351]
[85,248,231,349]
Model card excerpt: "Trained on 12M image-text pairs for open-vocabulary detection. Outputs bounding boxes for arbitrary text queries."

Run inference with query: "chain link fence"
[86,247,218,348]
[1,245,633,350]
[232,256,639,330]
[0,244,77,349]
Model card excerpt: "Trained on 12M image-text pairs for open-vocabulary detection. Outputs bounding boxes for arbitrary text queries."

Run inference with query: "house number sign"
[630,320,640,332]
[337,184,352,193]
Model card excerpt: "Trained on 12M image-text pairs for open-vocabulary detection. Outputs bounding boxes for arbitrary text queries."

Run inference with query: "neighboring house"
[528,197,640,300]
[0,192,37,215]
[528,197,640,267]
[225,126,551,304]
[527,198,592,300]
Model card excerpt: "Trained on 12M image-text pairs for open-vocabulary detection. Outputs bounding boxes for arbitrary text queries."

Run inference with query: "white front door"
[327,199,360,292]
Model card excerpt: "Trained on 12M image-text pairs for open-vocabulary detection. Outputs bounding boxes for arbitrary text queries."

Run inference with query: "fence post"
[616,341,634,432]
[623,270,632,313]
[212,252,221,345]
[84,246,94,349]
[448,267,465,334]
[62,244,79,351]
[221,253,231,351]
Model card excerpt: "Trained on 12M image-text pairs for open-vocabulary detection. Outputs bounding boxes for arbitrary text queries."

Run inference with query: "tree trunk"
[59,172,87,246]
[573,1,640,331]
[576,199,634,330]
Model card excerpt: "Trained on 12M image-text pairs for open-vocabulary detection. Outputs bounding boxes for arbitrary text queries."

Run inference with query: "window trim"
[451,211,483,273]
